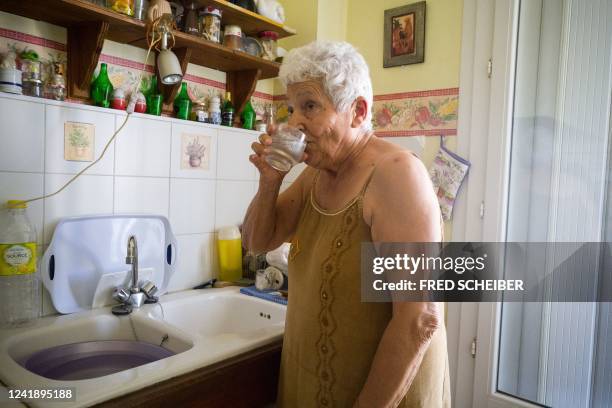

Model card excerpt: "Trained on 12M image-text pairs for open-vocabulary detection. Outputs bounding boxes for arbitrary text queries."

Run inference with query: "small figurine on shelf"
[90,63,114,108]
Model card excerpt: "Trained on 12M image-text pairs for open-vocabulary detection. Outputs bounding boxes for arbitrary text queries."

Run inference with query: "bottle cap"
[258,31,279,40]
[218,225,241,240]
[6,200,27,209]
[202,6,222,17]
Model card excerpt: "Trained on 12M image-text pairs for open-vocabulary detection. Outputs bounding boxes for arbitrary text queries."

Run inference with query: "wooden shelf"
[195,0,296,39]
[0,0,290,116]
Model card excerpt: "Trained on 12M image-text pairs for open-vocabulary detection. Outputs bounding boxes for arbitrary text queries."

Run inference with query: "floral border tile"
[1,27,459,136]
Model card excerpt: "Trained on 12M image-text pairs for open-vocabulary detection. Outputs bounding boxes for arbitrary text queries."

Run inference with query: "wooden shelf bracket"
[227,68,262,118]
[67,21,110,100]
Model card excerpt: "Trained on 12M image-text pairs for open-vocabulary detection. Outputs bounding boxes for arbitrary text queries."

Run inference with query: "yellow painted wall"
[279,0,319,51]
[317,0,348,41]
[345,0,463,238]
[346,0,463,94]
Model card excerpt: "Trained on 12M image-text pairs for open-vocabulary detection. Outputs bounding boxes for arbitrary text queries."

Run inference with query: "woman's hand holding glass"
[250,123,308,181]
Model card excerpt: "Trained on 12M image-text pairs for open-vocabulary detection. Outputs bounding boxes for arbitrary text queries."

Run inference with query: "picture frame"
[383,1,426,68]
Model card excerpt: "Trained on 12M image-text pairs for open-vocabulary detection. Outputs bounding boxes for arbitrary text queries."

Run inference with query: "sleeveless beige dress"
[277,171,451,408]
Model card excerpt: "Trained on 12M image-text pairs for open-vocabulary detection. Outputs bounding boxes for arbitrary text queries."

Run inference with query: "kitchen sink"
[4,313,193,382]
[0,287,285,407]
[148,289,285,340]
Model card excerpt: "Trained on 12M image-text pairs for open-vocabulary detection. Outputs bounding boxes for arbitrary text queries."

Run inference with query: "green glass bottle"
[145,76,162,116]
[174,82,192,120]
[241,99,255,130]
[221,91,234,127]
[90,63,113,108]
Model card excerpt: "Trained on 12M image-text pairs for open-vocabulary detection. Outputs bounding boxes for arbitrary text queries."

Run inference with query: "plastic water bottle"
[0,200,40,328]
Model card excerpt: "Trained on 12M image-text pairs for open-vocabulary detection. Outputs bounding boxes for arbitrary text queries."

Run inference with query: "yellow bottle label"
[0,242,37,276]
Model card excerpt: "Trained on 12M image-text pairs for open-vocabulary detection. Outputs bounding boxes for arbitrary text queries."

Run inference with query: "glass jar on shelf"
[48,62,66,101]
[191,101,208,122]
[223,25,243,51]
[199,6,222,43]
[258,31,279,61]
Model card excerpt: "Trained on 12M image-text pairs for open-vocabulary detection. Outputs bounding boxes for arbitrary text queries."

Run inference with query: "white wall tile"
[114,116,171,177]
[284,162,307,182]
[167,233,215,293]
[170,123,217,179]
[114,176,169,217]
[215,180,256,228]
[43,174,114,244]
[217,128,257,180]
[169,178,215,234]
[0,172,44,244]
[45,105,116,175]
[0,98,44,172]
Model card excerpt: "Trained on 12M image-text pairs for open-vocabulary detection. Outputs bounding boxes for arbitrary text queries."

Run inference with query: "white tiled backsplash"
[0,93,286,317]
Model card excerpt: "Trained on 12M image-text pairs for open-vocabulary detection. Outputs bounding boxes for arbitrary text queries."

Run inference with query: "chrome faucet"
[111,235,159,316]
[126,236,139,293]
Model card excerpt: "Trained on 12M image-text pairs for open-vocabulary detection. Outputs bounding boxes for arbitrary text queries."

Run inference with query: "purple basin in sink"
[19,340,175,380]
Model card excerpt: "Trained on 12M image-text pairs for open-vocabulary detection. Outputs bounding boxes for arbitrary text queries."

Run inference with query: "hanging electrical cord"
[17,16,169,205]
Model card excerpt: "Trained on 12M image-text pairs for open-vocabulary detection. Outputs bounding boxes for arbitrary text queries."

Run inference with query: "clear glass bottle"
[0,200,40,328]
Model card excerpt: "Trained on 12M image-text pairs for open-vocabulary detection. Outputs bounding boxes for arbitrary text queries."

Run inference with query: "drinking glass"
[264,124,306,172]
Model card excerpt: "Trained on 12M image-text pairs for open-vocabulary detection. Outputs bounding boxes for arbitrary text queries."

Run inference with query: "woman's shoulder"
[367,137,424,170]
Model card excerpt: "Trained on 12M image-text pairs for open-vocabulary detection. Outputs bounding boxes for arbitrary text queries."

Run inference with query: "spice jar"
[209,96,221,125]
[223,25,243,51]
[258,31,278,60]
[22,79,43,98]
[191,101,209,122]
[199,6,222,43]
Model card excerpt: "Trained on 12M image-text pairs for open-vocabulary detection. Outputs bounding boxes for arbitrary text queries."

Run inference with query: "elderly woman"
[242,41,450,408]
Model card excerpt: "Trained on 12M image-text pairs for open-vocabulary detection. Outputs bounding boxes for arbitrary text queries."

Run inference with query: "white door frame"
[450,0,542,406]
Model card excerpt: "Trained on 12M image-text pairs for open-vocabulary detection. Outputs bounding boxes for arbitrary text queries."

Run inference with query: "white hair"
[279,40,374,132]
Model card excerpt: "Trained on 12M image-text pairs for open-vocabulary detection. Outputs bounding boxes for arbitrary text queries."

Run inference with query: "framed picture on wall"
[383,1,426,67]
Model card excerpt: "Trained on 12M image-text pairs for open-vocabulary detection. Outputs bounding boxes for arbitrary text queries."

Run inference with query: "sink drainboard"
[18,340,175,381]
